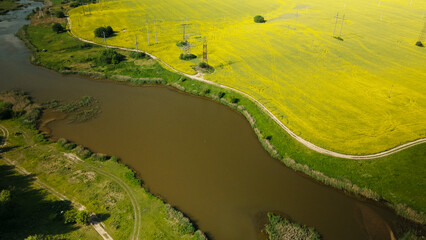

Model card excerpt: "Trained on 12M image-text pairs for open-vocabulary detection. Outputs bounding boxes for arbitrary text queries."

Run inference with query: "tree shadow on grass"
[0,165,79,239]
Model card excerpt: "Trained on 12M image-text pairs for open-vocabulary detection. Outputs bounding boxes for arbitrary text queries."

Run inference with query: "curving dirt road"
[65,17,426,160]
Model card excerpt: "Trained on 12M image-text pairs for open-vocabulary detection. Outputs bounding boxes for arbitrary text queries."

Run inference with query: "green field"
[69,0,426,155]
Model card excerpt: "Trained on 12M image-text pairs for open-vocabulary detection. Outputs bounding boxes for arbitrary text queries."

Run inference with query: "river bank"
[17,1,426,228]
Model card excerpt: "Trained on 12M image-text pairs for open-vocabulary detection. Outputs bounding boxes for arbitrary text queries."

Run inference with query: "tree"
[96,49,125,65]
[76,211,90,224]
[52,23,64,34]
[0,101,13,120]
[415,41,424,47]
[254,15,266,23]
[55,11,65,18]
[0,190,11,204]
[94,26,114,38]
[64,209,78,224]
[105,26,113,37]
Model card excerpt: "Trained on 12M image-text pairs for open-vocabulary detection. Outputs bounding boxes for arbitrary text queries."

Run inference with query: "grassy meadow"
[69,0,426,154]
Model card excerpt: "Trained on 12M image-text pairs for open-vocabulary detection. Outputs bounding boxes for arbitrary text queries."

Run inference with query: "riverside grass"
[19,15,425,225]
[68,0,426,155]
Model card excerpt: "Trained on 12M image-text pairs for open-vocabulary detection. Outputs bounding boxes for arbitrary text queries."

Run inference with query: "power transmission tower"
[182,21,187,41]
[339,14,345,38]
[203,39,208,64]
[154,19,158,44]
[146,19,150,46]
[333,12,339,37]
[418,20,426,42]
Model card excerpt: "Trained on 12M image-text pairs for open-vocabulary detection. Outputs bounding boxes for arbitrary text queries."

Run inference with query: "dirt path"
[0,125,114,240]
[66,17,426,160]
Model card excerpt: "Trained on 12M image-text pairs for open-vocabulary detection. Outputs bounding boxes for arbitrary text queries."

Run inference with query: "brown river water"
[0,2,418,239]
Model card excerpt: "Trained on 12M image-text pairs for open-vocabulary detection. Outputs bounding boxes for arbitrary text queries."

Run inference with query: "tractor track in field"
[66,17,426,160]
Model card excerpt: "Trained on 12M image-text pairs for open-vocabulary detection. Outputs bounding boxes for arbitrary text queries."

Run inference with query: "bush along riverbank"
[264,212,320,240]
[0,91,206,240]
[16,0,426,235]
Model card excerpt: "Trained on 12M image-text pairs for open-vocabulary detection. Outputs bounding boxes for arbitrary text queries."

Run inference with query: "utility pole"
[203,39,208,64]
[82,6,85,16]
[88,4,91,15]
[333,12,339,37]
[103,32,107,48]
[135,34,138,50]
[388,85,394,98]
[378,1,381,7]
[410,0,413,6]
[146,19,150,46]
[339,14,345,38]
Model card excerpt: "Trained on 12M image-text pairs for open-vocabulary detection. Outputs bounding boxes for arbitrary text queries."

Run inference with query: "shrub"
[176,41,189,47]
[415,41,424,47]
[231,97,240,104]
[0,101,13,120]
[63,142,76,150]
[179,53,197,60]
[32,133,47,144]
[218,92,225,98]
[0,190,11,205]
[76,211,90,224]
[96,49,125,65]
[94,26,113,38]
[70,2,80,8]
[129,51,147,59]
[57,138,68,147]
[64,209,78,224]
[204,89,211,94]
[52,23,64,34]
[65,210,91,225]
[74,145,92,159]
[55,11,65,18]
[254,15,266,23]
[265,212,320,240]
[91,153,107,161]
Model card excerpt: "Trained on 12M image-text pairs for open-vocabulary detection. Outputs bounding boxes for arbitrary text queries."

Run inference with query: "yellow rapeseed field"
[69,0,426,154]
